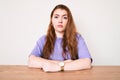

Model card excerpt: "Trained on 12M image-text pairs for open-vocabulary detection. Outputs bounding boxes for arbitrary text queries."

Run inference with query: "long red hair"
[42,4,78,60]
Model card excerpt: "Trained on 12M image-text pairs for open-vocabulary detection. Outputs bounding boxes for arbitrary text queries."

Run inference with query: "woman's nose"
[58,18,62,23]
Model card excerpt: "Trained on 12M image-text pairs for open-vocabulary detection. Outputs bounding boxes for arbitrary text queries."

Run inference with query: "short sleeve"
[77,34,92,60]
[30,35,46,57]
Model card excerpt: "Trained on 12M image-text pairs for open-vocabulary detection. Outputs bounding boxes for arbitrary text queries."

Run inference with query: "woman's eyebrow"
[54,14,59,16]
[63,14,67,16]
[54,14,67,16]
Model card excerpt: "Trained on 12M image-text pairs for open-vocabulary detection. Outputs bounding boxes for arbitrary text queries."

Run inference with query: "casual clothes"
[30,33,92,61]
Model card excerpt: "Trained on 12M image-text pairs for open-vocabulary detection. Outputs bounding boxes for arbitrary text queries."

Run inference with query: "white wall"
[0,0,120,65]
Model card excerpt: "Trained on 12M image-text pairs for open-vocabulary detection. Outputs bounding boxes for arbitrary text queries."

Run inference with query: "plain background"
[0,0,120,65]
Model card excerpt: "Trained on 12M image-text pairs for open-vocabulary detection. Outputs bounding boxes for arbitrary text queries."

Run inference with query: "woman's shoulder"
[76,33,87,45]
[40,35,46,39]
[76,33,86,42]
[76,33,82,39]
[37,35,46,43]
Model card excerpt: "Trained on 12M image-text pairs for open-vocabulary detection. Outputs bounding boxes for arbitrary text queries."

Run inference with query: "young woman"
[28,4,92,72]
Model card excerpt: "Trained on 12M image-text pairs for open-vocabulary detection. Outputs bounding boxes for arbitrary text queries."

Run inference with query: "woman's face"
[52,9,68,34]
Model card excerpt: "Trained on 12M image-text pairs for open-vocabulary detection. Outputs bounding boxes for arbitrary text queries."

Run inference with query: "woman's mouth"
[57,25,63,28]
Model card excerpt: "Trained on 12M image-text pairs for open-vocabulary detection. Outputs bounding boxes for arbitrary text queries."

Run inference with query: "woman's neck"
[55,31,64,38]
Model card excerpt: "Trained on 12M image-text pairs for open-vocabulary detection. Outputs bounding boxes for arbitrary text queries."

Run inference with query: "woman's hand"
[42,61,60,72]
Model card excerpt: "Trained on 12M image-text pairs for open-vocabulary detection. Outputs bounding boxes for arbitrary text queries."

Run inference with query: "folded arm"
[28,55,60,72]
[64,58,91,71]
[28,55,92,72]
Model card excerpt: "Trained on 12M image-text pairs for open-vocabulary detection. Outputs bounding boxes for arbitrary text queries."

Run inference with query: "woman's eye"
[63,16,68,19]
[54,16,58,18]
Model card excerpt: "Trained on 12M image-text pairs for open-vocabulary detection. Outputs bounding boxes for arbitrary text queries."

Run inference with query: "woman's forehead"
[53,9,68,16]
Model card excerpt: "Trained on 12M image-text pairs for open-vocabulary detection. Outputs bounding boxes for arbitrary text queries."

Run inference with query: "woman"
[28,4,92,72]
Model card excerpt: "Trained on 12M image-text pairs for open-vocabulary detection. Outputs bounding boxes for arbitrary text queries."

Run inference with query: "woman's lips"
[57,25,63,28]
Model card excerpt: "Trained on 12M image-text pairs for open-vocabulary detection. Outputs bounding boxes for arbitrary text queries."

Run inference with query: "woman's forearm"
[64,58,91,71]
[28,55,44,68]
[28,55,91,72]
[28,55,60,69]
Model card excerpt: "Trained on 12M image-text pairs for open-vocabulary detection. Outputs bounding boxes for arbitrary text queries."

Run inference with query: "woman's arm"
[28,55,91,72]
[64,58,91,71]
[28,55,60,72]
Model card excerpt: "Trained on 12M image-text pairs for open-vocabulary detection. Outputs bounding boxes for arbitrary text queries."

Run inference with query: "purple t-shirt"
[30,34,92,61]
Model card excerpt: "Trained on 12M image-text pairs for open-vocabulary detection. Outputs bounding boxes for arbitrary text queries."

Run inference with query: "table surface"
[0,65,120,80]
